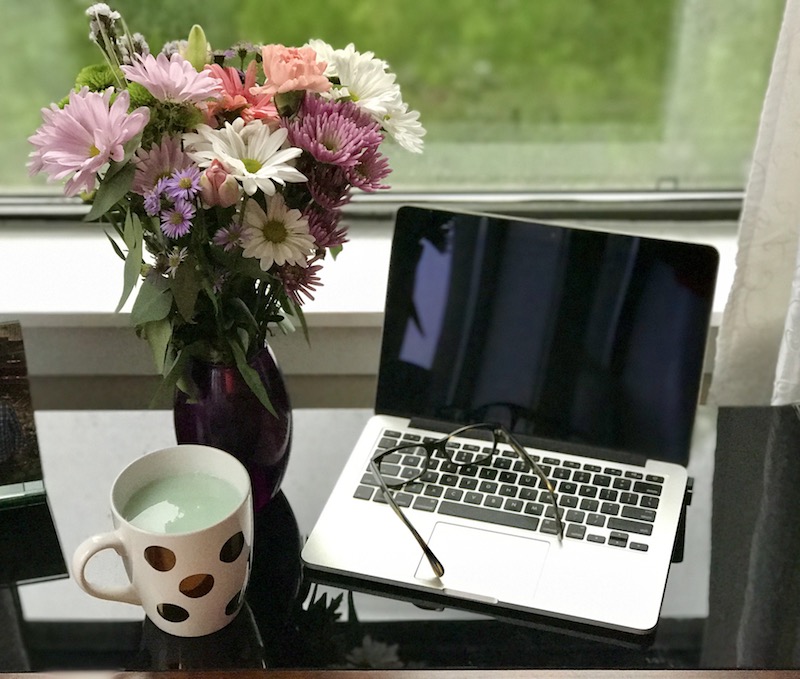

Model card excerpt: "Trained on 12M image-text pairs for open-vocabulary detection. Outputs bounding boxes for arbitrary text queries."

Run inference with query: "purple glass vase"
[173,345,292,512]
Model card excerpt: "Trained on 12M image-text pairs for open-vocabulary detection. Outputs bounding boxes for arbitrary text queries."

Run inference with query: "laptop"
[301,206,719,637]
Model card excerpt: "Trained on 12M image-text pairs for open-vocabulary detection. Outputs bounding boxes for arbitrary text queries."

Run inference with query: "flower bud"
[200,160,241,207]
[185,24,210,70]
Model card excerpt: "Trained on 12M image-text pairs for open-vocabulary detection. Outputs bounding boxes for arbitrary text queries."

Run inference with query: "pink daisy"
[121,52,223,104]
[132,136,194,195]
[28,87,149,197]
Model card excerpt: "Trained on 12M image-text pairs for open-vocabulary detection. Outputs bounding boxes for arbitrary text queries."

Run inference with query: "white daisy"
[382,100,425,153]
[240,194,315,271]
[183,118,306,196]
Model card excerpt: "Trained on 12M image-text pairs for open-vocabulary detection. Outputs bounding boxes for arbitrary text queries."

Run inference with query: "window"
[2,0,783,197]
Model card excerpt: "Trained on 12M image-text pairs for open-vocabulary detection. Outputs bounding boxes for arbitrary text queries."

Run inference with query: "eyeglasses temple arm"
[498,431,564,541]
[368,459,446,578]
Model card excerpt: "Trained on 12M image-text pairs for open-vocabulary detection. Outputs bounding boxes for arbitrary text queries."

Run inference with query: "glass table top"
[3,408,719,671]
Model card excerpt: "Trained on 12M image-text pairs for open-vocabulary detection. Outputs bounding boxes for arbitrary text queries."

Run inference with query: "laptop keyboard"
[353,428,665,553]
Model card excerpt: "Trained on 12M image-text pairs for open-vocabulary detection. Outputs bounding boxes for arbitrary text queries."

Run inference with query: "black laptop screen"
[375,207,719,464]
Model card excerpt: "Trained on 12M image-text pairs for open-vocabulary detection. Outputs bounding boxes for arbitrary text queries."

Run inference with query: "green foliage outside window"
[2,0,784,192]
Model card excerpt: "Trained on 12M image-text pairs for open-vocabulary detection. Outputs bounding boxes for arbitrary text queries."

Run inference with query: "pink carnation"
[256,44,331,96]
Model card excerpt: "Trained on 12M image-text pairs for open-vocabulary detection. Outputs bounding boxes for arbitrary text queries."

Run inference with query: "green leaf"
[131,276,173,326]
[329,244,344,260]
[115,211,143,313]
[84,162,135,222]
[229,340,276,416]
[140,317,172,373]
[104,230,126,261]
[148,347,187,409]
[228,297,260,335]
[173,256,202,323]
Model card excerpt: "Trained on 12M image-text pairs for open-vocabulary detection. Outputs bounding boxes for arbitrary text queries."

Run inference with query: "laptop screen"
[375,207,719,465]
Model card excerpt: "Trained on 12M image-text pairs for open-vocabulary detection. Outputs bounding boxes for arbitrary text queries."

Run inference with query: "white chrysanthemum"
[240,194,315,271]
[183,118,306,196]
[383,101,426,153]
[307,40,400,121]
[306,39,425,152]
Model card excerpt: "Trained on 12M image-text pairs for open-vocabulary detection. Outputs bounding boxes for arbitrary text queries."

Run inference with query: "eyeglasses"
[369,422,564,578]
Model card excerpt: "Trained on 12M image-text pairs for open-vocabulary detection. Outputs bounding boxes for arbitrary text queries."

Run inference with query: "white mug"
[72,444,254,637]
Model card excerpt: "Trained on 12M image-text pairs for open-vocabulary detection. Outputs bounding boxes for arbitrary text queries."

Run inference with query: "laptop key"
[565,509,585,523]
[600,502,620,516]
[438,500,540,532]
[633,481,663,496]
[465,491,483,504]
[354,485,374,500]
[540,519,560,535]
[413,497,438,512]
[607,517,654,536]
[484,495,504,508]
[621,506,656,522]
[524,502,544,516]
[566,524,586,540]
[444,488,463,501]
[640,495,660,509]
[504,499,523,512]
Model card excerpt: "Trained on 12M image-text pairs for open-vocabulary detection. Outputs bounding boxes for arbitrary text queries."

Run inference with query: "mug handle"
[72,532,141,605]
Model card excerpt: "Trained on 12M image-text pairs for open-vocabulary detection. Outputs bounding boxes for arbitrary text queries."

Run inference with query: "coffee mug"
[72,444,254,637]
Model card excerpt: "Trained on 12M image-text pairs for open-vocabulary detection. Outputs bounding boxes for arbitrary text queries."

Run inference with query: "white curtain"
[710,0,800,407]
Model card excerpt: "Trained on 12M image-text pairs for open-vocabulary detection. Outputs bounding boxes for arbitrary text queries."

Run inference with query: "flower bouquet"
[28,3,424,411]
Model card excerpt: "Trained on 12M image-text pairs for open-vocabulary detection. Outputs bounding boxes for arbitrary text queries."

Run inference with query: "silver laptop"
[301,206,718,637]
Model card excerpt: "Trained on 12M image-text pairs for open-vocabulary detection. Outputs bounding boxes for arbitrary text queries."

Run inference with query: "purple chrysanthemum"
[305,207,348,250]
[306,162,351,210]
[277,260,323,305]
[346,146,391,192]
[160,199,195,238]
[212,221,245,252]
[285,96,383,170]
[164,166,201,202]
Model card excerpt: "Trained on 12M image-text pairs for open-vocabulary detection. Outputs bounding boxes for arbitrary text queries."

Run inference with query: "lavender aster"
[160,199,195,238]
[165,166,201,202]
[143,187,162,217]
[212,221,245,252]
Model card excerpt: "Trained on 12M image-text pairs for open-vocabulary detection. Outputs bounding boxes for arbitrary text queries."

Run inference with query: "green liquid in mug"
[122,473,242,534]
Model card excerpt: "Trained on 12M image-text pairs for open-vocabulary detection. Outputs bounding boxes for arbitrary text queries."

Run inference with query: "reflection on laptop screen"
[376,209,718,465]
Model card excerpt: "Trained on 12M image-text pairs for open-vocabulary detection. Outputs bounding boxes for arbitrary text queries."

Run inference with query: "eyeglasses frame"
[368,422,564,578]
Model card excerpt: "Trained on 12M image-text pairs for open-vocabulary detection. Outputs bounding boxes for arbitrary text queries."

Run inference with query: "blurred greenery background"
[2,0,784,192]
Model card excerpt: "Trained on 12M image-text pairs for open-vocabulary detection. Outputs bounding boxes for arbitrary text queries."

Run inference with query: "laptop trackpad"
[414,522,549,606]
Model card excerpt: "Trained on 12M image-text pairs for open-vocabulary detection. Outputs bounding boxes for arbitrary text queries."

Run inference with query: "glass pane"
[5,0,783,194]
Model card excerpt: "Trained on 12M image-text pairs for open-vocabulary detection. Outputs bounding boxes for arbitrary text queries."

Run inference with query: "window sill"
[0,201,739,409]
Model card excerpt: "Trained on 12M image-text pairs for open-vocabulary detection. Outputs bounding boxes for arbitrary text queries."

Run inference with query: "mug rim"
[109,444,252,537]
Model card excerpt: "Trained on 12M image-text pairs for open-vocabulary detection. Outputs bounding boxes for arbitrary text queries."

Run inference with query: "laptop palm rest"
[414,522,549,606]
